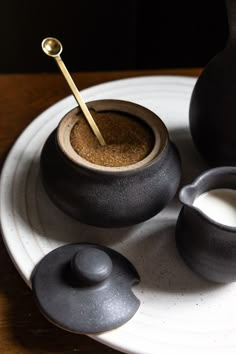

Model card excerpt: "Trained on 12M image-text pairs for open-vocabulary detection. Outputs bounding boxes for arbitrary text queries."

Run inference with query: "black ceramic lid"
[32,243,140,334]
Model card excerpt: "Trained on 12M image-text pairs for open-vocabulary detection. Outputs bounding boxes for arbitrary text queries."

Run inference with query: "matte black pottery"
[40,99,181,228]
[32,243,140,333]
[189,0,236,166]
[176,167,236,283]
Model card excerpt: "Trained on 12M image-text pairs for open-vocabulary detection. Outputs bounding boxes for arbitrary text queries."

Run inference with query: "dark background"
[0,0,229,73]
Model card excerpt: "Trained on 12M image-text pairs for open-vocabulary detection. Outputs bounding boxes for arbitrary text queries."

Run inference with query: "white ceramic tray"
[1,76,236,354]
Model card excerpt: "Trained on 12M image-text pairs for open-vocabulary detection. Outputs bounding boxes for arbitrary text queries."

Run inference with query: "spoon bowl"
[42,37,62,57]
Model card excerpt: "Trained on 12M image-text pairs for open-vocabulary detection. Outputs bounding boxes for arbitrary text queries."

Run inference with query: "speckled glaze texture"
[176,167,236,283]
[189,0,236,166]
[32,243,140,334]
[40,100,181,228]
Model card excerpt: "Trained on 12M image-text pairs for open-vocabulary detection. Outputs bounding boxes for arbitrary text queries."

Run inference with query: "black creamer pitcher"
[189,0,236,166]
[176,167,236,283]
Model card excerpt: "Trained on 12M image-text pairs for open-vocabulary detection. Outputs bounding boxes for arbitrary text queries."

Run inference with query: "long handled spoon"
[41,37,106,146]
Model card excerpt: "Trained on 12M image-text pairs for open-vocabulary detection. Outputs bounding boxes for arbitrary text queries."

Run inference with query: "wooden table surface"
[0,68,201,354]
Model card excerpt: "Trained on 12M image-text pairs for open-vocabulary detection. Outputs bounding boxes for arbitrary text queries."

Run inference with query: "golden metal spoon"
[41,37,106,146]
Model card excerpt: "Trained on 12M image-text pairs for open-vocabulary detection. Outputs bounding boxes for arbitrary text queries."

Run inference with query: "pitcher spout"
[179,184,198,207]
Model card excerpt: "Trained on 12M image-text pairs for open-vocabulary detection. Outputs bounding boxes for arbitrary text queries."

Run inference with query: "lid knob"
[71,247,112,285]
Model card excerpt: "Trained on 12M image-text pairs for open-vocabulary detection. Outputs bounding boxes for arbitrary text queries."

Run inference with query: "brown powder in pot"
[70,110,155,167]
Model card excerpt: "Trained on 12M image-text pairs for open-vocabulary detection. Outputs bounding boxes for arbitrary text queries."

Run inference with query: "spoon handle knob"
[55,56,106,146]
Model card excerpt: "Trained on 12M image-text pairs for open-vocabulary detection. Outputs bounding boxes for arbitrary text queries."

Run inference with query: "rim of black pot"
[179,166,236,232]
[56,99,170,175]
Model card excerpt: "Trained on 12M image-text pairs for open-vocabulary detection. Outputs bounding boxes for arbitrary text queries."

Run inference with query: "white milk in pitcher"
[193,189,236,227]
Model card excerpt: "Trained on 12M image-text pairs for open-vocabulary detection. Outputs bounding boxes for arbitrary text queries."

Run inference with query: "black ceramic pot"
[40,99,181,228]
[189,0,236,166]
[176,167,236,283]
